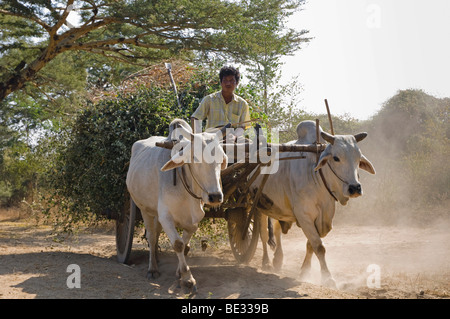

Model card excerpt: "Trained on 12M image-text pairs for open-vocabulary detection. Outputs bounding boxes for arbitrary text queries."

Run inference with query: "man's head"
[219,66,240,95]
[219,66,240,84]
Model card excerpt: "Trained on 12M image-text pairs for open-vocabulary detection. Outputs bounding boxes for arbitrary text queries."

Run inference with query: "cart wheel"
[116,199,136,264]
[227,208,260,264]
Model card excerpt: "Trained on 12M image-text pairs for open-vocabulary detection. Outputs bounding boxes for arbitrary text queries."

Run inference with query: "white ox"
[256,120,376,287]
[126,119,227,293]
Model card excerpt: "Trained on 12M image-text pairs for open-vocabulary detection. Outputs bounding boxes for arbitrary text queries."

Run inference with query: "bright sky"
[281,0,450,120]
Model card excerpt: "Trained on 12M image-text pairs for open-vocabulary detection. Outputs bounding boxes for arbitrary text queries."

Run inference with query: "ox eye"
[333,156,340,162]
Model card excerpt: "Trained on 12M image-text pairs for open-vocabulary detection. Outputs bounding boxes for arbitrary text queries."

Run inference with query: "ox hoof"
[169,278,197,296]
[262,262,273,272]
[147,270,160,280]
[273,259,283,272]
[321,276,337,289]
[299,269,311,282]
[181,278,198,295]
[273,264,282,273]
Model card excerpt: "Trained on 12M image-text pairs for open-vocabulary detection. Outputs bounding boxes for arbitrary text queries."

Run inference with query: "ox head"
[314,131,376,205]
[160,124,228,206]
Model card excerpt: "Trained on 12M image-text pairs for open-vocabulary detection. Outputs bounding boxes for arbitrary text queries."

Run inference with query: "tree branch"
[49,0,75,36]
[83,48,150,67]
[56,18,115,46]
[0,9,51,32]
[70,35,170,51]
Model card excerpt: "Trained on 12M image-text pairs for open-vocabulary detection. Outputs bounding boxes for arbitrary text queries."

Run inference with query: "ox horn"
[321,131,335,145]
[354,132,368,143]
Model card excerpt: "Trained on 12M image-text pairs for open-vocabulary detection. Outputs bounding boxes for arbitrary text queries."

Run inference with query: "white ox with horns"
[256,120,376,287]
[126,119,228,293]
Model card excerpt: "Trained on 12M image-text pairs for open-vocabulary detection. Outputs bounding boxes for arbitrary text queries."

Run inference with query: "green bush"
[0,140,42,207]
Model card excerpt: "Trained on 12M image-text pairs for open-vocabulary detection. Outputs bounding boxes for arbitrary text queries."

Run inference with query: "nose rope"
[318,168,338,202]
[317,162,354,202]
[326,162,350,185]
[187,164,210,194]
[178,166,203,200]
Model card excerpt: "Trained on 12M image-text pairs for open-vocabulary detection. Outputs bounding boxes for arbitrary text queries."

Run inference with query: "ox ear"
[314,147,331,171]
[359,154,376,174]
[221,153,229,170]
[161,150,186,171]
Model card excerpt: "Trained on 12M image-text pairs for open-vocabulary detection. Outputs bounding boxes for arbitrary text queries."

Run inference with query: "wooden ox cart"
[115,122,327,264]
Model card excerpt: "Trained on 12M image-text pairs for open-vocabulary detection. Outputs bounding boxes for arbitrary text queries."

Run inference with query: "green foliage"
[0,130,53,206]
[0,141,34,205]
[0,0,308,105]
[235,0,310,108]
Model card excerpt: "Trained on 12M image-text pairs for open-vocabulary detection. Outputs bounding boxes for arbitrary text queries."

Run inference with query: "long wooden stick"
[214,118,262,129]
[324,99,335,135]
[165,63,181,109]
[315,119,320,163]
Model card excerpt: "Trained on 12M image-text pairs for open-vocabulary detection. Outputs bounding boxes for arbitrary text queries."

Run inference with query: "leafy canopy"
[0,0,307,104]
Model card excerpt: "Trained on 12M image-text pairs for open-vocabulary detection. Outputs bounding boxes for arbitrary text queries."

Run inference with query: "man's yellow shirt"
[192,91,250,130]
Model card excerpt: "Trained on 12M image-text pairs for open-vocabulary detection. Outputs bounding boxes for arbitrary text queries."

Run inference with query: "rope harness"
[318,168,338,202]
[318,161,351,202]
[178,164,218,201]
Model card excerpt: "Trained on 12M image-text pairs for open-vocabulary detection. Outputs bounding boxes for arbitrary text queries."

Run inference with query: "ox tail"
[267,218,276,250]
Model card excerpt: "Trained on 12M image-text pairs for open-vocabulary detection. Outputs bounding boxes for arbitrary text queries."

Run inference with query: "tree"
[0,0,307,104]
[0,0,309,207]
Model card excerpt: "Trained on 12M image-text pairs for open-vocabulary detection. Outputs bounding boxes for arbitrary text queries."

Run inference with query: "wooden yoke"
[155,140,326,154]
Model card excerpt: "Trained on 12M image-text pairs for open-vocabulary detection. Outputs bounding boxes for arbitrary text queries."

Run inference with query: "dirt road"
[0,212,448,299]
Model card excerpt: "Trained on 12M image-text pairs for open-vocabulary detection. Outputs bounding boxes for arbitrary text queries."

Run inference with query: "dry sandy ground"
[0,210,449,299]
